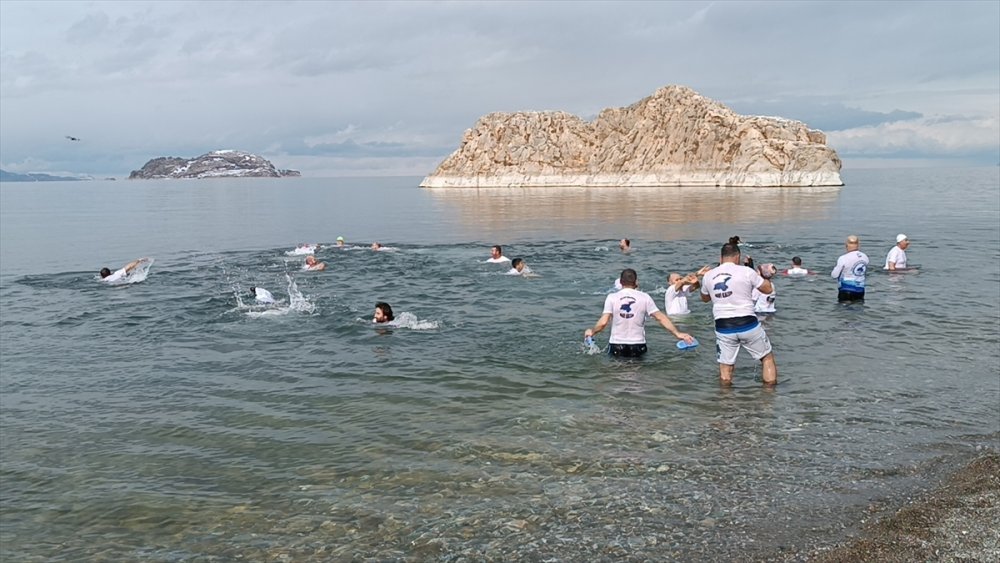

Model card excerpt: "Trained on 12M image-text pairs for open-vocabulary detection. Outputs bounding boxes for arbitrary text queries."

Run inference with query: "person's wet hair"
[792,256,802,266]
[100,267,111,278]
[511,258,523,269]
[375,301,394,322]
[248,287,256,295]
[721,243,740,259]
[728,236,741,246]
[619,268,637,287]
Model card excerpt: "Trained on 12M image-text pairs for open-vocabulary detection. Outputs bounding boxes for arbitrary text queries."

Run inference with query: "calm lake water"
[1,168,998,561]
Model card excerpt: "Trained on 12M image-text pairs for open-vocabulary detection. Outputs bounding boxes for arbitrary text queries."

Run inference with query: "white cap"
[896,234,908,243]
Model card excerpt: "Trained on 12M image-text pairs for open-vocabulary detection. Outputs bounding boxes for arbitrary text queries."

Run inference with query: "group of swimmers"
[581,233,914,387]
[98,232,914,381]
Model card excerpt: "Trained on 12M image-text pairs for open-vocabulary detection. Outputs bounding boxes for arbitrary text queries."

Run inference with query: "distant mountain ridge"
[129,150,301,179]
[0,169,89,182]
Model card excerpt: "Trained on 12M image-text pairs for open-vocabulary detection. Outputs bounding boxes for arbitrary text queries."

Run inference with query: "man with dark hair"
[487,245,510,263]
[373,302,394,324]
[619,238,631,253]
[783,256,812,276]
[700,243,778,385]
[584,268,694,358]
[99,258,148,283]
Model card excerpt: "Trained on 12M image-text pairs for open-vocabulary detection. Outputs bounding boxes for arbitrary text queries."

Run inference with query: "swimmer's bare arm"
[584,313,611,339]
[123,258,147,273]
[651,311,694,344]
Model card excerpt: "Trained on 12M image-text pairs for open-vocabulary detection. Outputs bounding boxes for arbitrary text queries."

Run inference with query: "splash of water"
[100,258,155,285]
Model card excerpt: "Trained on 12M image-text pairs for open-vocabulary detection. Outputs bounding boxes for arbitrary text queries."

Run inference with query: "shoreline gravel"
[785,451,999,562]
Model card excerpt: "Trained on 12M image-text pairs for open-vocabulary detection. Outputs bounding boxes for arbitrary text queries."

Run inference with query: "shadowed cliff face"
[128,151,300,179]
[423,85,843,188]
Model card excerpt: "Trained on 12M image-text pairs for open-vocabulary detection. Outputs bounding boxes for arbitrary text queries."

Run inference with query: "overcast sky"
[1,0,997,178]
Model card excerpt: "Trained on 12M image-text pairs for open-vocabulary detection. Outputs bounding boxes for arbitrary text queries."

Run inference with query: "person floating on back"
[584,268,694,358]
[699,242,778,386]
[831,235,869,303]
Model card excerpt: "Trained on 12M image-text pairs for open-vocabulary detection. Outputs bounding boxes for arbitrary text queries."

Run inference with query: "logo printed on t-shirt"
[618,296,636,319]
[712,274,733,298]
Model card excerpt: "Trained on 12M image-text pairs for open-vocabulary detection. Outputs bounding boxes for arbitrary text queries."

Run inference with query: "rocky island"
[128,150,300,179]
[421,85,842,188]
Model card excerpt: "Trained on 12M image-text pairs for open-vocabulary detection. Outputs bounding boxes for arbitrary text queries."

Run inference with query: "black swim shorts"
[608,343,648,358]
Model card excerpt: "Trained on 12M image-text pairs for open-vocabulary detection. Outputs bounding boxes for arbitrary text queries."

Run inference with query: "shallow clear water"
[1,168,998,560]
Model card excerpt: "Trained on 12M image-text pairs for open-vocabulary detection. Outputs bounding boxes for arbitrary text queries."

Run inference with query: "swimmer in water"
[99,258,149,283]
[487,245,510,263]
[782,256,812,276]
[373,302,394,324]
[303,255,326,271]
[249,287,276,304]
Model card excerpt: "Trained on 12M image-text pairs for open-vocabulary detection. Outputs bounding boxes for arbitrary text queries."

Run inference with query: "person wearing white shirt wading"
[884,234,909,270]
[700,242,778,386]
[831,235,869,302]
[584,268,694,358]
[664,265,711,316]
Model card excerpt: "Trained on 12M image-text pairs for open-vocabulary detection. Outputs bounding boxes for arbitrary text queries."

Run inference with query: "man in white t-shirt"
[664,265,711,316]
[99,258,148,283]
[884,234,909,270]
[249,287,276,304]
[584,268,694,358]
[782,256,812,276]
[506,257,537,277]
[699,243,777,385]
[486,245,510,263]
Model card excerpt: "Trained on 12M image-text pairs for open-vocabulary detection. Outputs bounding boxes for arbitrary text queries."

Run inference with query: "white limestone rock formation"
[128,150,300,179]
[421,85,842,188]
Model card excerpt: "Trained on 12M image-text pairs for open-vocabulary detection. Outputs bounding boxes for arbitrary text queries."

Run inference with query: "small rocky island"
[421,85,842,188]
[128,150,300,179]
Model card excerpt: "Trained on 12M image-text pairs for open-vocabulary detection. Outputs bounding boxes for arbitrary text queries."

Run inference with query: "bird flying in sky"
[65,136,80,141]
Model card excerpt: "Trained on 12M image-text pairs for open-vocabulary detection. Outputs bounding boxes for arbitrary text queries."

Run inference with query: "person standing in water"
[884,234,910,270]
[584,268,694,358]
[831,235,869,302]
[700,242,778,386]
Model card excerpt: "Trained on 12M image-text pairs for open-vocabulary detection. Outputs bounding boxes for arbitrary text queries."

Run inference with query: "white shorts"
[715,324,772,365]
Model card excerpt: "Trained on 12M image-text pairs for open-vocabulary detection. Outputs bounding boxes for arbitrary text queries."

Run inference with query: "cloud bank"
[1,1,997,177]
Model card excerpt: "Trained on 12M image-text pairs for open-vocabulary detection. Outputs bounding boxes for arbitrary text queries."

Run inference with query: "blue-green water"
[1,168,998,560]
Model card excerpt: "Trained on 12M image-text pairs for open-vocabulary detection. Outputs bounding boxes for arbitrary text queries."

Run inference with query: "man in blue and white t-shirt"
[700,242,778,386]
[831,234,869,303]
